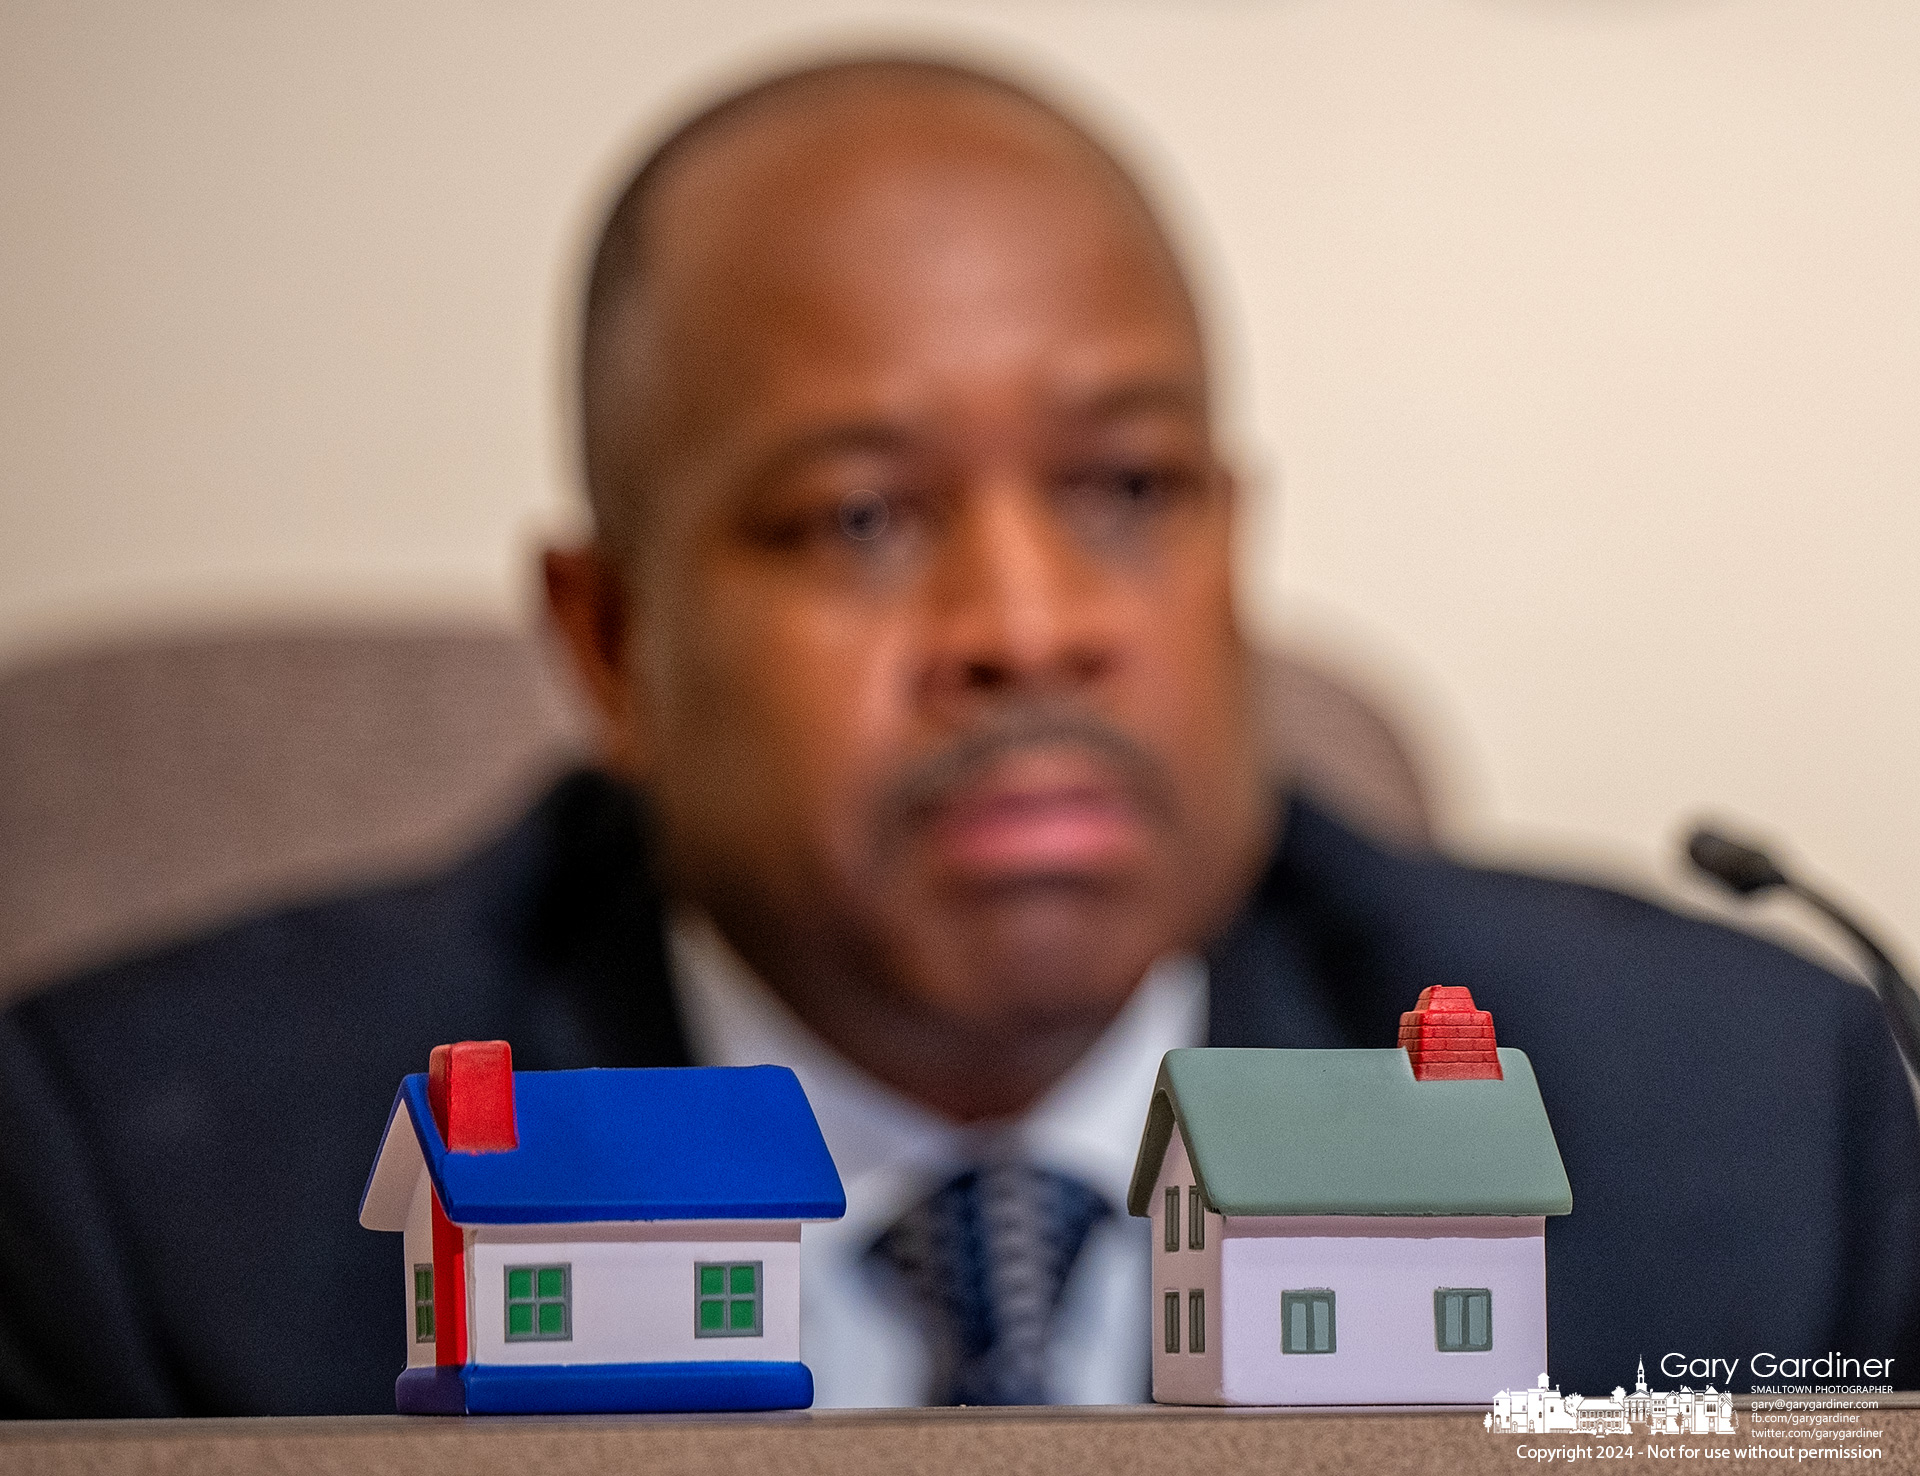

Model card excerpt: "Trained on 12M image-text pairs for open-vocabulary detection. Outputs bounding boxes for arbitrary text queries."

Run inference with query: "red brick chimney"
[1399,986,1503,1080]
[426,1040,519,1152]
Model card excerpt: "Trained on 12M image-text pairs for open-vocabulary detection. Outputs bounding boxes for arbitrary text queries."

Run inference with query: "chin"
[915,877,1172,1032]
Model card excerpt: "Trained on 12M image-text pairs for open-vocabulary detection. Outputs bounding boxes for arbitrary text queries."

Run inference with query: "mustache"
[872,704,1179,848]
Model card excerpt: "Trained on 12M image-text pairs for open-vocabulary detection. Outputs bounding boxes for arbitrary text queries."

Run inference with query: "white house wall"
[402,1171,435,1370]
[358,1101,425,1231]
[466,1220,801,1367]
[1149,1124,1223,1403]
[1219,1216,1547,1405]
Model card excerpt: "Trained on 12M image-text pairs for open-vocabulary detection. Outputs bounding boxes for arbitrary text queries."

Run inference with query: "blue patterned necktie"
[869,1161,1110,1406]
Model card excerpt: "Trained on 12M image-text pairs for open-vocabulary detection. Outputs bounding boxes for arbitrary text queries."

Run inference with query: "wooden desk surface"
[7,1397,1919,1476]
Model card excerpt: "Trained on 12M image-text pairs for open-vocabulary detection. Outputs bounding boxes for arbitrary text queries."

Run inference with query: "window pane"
[1188,1289,1206,1355]
[1188,1186,1204,1251]
[1164,1291,1180,1353]
[1435,1287,1491,1351]
[506,1264,571,1342]
[413,1264,435,1344]
[697,1262,763,1338]
[1283,1291,1336,1354]
[1165,1188,1179,1253]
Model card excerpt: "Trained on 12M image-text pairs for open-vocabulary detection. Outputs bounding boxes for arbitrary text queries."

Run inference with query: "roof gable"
[361,1064,846,1226]
[1127,1047,1571,1218]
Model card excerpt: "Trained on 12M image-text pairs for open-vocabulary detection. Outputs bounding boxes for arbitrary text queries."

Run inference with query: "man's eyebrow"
[752,420,920,483]
[742,381,1205,489]
[1064,376,1209,422]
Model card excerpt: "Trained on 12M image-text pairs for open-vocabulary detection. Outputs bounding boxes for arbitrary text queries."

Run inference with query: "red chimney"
[1398,986,1503,1080]
[426,1040,519,1152]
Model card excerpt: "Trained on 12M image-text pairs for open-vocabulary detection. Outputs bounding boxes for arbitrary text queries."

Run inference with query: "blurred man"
[3,57,1916,1417]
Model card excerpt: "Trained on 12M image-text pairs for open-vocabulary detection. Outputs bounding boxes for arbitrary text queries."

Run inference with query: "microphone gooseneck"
[1686,829,1788,896]
[1686,823,1920,1081]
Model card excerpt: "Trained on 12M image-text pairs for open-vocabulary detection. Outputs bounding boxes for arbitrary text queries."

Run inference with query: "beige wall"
[5,1,1918,962]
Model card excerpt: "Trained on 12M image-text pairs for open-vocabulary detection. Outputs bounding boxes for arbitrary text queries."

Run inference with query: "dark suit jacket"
[3,770,1916,1416]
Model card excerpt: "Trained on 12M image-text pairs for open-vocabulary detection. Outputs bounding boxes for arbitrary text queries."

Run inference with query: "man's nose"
[918,480,1121,707]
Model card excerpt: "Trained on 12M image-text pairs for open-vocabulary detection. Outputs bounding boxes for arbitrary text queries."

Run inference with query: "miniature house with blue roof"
[1129,988,1572,1406]
[359,1041,845,1415]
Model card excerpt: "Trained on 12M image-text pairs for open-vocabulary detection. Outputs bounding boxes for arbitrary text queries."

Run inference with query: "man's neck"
[815,1006,1116,1123]
[671,907,1166,1123]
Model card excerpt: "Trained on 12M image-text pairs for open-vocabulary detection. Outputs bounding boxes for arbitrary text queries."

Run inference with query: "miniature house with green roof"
[1127,987,1572,1405]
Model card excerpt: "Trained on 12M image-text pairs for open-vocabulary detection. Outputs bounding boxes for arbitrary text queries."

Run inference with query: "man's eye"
[838,488,890,542]
[752,487,917,554]
[830,488,937,557]
[1059,463,1197,531]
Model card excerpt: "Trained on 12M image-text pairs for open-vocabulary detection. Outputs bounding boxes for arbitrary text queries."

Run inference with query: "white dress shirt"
[668,911,1206,1407]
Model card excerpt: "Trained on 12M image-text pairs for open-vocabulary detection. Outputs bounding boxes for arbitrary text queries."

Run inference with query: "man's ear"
[542,544,651,778]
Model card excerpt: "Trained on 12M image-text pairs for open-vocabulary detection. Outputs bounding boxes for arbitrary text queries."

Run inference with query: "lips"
[919,747,1151,882]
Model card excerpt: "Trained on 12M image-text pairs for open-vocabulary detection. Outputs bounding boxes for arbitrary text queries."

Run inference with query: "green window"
[1435,1288,1492,1352]
[1282,1289,1336,1354]
[1187,1185,1205,1251]
[1164,1187,1180,1252]
[1163,1290,1180,1353]
[504,1264,571,1341]
[696,1261,763,1338]
[1187,1289,1206,1355]
[412,1264,434,1343]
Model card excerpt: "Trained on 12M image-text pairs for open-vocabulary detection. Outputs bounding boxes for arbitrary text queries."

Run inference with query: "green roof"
[1126,1048,1572,1219]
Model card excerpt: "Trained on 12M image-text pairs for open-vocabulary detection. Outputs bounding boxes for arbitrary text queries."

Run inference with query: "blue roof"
[366,1064,846,1225]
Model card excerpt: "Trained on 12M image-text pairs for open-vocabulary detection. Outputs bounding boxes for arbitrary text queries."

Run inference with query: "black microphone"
[1686,823,1920,1081]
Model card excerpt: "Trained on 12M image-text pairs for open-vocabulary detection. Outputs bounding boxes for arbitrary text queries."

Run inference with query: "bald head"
[579,56,1204,555]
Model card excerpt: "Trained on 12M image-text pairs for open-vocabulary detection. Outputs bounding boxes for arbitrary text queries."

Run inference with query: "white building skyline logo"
[1489,1359,1737,1436]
